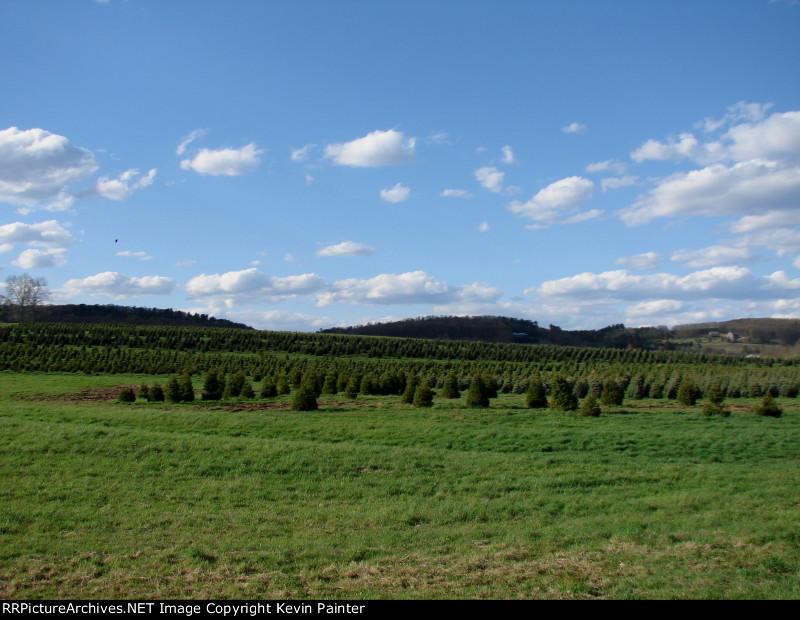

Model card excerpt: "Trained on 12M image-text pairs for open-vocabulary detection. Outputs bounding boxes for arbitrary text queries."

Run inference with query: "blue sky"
[1,0,799,331]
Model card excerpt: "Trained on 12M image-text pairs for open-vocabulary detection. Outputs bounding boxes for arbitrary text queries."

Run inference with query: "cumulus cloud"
[562,122,587,135]
[728,209,800,233]
[186,268,325,307]
[501,145,515,164]
[670,245,759,268]
[625,299,684,318]
[224,309,333,332]
[87,168,157,200]
[12,248,67,269]
[0,220,75,249]
[508,176,594,226]
[62,271,176,299]
[315,270,499,308]
[176,129,207,156]
[325,129,415,167]
[614,252,663,271]
[478,221,490,232]
[440,189,473,198]
[180,143,262,176]
[0,126,98,210]
[618,159,800,226]
[532,266,800,302]
[316,241,375,257]
[474,167,505,193]
[380,183,411,203]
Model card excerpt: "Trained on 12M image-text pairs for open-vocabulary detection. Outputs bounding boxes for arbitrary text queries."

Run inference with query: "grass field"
[1,372,798,599]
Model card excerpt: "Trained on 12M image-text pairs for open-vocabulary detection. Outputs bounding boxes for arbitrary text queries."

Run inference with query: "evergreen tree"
[137,384,150,401]
[165,375,183,403]
[440,372,460,399]
[402,374,420,404]
[291,381,318,411]
[677,377,699,406]
[150,382,165,402]
[600,378,624,406]
[525,375,548,409]
[179,372,195,402]
[260,376,278,398]
[702,382,730,417]
[276,373,291,395]
[202,369,223,401]
[240,379,255,399]
[579,393,601,417]
[322,373,338,395]
[753,393,782,417]
[344,376,359,399]
[412,381,434,408]
[118,387,136,402]
[466,375,490,408]
[549,374,578,411]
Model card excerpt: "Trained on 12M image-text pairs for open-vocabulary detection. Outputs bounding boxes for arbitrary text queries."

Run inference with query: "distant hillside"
[672,318,800,346]
[321,315,672,349]
[2,304,252,330]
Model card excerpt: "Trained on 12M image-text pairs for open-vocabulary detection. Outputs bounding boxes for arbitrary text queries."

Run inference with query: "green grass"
[1,372,798,599]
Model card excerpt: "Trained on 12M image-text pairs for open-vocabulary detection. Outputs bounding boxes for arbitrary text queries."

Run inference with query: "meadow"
[1,371,798,599]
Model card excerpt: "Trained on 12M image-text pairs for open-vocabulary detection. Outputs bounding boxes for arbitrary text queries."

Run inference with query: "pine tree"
[677,377,699,406]
[260,376,278,398]
[291,381,318,411]
[202,369,223,401]
[276,373,291,395]
[702,382,730,417]
[753,393,782,417]
[179,372,195,402]
[118,387,136,402]
[466,375,490,408]
[150,383,165,402]
[344,376,359,399]
[440,372,460,399]
[137,384,150,401]
[549,374,578,411]
[402,374,420,404]
[600,378,623,406]
[240,379,255,399]
[525,375,548,409]
[412,381,434,408]
[579,393,601,417]
[166,375,183,403]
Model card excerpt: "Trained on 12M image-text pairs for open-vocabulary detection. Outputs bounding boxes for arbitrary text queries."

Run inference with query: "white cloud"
[0,127,97,210]
[316,241,375,257]
[224,309,333,332]
[440,188,473,198]
[474,166,505,193]
[315,270,498,308]
[116,250,153,261]
[562,122,587,135]
[508,176,594,226]
[501,145,515,164]
[0,220,75,249]
[794,255,800,270]
[478,221,490,232]
[176,129,207,156]
[625,299,684,317]
[619,159,800,226]
[700,101,773,133]
[631,132,709,163]
[283,253,297,263]
[586,159,627,175]
[62,271,176,299]
[670,245,759,268]
[728,209,800,233]
[12,248,66,269]
[89,168,156,200]
[186,268,325,307]
[290,144,315,163]
[324,129,415,167]
[175,259,197,268]
[601,176,638,191]
[0,243,12,254]
[734,228,800,256]
[380,183,410,203]
[180,143,262,176]
[614,252,663,270]
[533,266,800,302]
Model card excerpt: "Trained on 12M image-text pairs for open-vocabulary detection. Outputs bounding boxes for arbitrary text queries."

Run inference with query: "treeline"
[1,322,798,401]
[321,315,673,349]
[0,304,251,330]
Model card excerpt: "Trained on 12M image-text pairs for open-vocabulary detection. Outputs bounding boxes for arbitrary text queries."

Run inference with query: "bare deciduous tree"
[3,273,51,322]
